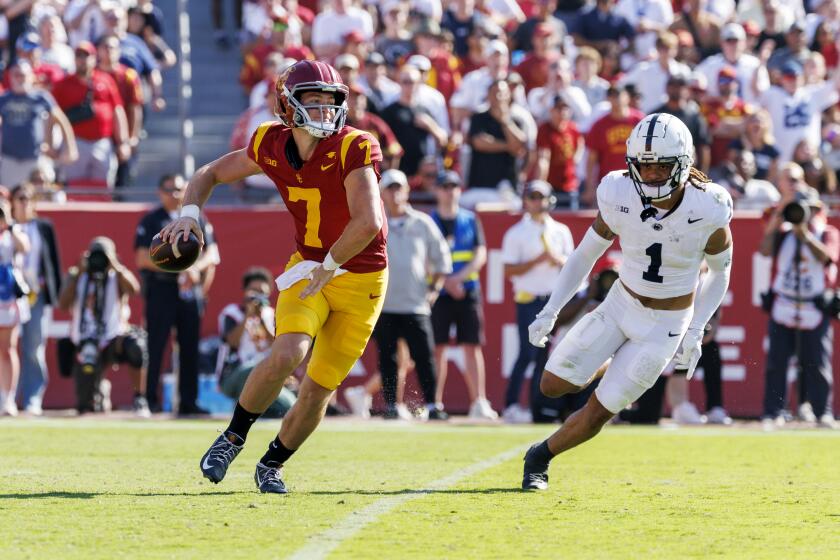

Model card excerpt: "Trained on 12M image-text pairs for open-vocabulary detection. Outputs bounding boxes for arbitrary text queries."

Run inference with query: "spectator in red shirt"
[347,86,403,170]
[582,85,644,206]
[536,96,582,200]
[514,23,559,93]
[52,42,130,190]
[702,66,753,168]
[97,34,145,188]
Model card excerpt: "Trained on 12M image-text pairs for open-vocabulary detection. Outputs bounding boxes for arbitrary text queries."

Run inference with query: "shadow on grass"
[0,490,250,499]
[302,487,523,496]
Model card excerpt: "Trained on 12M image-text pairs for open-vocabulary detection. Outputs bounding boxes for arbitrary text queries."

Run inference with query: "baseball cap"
[721,23,745,41]
[415,17,441,37]
[75,41,97,56]
[484,39,509,58]
[366,52,386,66]
[89,236,117,260]
[344,29,365,44]
[379,169,408,190]
[438,170,462,186]
[523,180,552,197]
[334,53,359,70]
[718,66,738,82]
[16,31,40,52]
[788,20,806,33]
[406,54,431,72]
[781,61,803,77]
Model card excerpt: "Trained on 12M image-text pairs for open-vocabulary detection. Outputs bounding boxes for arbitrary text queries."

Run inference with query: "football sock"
[530,440,555,464]
[224,402,261,443]
[260,436,297,468]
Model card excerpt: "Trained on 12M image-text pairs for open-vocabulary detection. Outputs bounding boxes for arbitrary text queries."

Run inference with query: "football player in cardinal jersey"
[521,113,734,490]
[160,60,388,494]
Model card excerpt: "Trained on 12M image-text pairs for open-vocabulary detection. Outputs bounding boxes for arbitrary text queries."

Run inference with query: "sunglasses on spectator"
[525,192,546,200]
[14,195,31,201]
[438,183,459,189]
[160,187,184,194]
[400,78,418,85]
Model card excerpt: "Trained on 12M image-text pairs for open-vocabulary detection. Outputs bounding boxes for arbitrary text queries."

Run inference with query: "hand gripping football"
[149,232,201,272]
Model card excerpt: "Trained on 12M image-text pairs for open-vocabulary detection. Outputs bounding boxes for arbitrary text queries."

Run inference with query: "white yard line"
[286,445,526,560]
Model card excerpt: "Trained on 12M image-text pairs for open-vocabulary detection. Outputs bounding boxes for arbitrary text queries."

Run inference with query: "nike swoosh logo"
[321,163,336,171]
[687,218,703,224]
[668,331,680,337]
[201,454,214,471]
[369,293,381,299]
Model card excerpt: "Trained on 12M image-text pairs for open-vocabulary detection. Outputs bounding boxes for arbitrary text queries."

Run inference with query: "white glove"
[528,308,558,348]
[674,327,704,379]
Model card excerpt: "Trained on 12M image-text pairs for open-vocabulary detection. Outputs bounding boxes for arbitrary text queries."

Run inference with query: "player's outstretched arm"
[675,226,733,378]
[299,165,384,299]
[160,149,262,244]
[528,213,615,347]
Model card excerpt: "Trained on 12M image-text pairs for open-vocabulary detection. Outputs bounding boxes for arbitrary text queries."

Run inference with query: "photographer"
[58,237,150,416]
[217,268,296,419]
[0,200,30,417]
[758,184,839,429]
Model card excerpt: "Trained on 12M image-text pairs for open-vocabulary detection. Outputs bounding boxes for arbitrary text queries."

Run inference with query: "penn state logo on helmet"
[625,113,694,208]
[274,60,349,138]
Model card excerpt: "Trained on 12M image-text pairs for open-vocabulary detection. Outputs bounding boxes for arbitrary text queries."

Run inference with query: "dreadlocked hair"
[688,167,710,189]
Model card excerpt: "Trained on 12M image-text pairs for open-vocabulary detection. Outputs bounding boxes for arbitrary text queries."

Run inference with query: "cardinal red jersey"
[247,123,388,273]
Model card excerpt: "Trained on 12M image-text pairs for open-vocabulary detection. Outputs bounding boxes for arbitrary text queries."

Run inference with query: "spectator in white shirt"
[761,61,840,164]
[618,31,690,114]
[528,56,591,126]
[572,46,610,108]
[38,15,75,73]
[500,180,573,423]
[695,22,768,105]
[450,39,510,134]
[311,0,374,59]
[614,0,674,62]
[406,54,451,135]
[358,51,400,113]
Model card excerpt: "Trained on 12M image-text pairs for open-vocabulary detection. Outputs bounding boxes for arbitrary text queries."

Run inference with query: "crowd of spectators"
[226,0,840,212]
[0,0,173,198]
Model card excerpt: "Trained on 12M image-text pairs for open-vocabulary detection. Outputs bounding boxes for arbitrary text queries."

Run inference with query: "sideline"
[286,445,526,560]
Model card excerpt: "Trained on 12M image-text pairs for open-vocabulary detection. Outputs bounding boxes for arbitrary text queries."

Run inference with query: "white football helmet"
[625,113,694,206]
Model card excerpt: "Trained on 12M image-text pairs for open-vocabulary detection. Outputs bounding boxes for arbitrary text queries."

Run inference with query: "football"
[149,232,201,272]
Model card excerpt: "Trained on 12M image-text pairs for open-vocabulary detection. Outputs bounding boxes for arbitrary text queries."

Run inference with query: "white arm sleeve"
[689,246,733,331]
[542,227,612,317]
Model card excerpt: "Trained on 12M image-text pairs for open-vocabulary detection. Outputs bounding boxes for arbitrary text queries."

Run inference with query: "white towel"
[274,260,347,292]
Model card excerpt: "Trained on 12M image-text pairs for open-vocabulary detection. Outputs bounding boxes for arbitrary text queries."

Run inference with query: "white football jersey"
[597,171,733,298]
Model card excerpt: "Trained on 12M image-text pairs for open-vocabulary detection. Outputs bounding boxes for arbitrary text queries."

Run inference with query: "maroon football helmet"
[274,60,349,138]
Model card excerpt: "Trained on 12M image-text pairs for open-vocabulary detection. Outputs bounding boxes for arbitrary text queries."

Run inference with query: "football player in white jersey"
[521,112,734,491]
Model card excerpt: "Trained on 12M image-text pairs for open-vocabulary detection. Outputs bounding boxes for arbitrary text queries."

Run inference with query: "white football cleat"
[395,403,413,421]
[343,386,371,419]
[818,414,838,430]
[798,402,817,423]
[469,397,499,420]
[502,404,532,424]
[705,406,732,425]
[672,401,705,425]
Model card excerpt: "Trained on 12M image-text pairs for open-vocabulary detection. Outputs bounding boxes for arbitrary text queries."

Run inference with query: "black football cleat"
[255,462,288,494]
[522,444,550,491]
[200,433,243,484]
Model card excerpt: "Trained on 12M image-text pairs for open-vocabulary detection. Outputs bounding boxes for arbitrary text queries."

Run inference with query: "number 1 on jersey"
[287,187,322,248]
[643,243,663,283]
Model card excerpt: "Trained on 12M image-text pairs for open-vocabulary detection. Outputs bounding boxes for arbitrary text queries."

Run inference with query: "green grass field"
[3,418,840,560]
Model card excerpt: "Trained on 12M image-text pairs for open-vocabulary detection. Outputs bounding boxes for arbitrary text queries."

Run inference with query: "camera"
[245,294,270,307]
[86,246,110,275]
[593,269,619,302]
[76,338,100,375]
[782,200,809,225]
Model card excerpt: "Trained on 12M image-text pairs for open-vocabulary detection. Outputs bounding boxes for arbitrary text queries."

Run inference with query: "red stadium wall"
[39,204,840,417]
